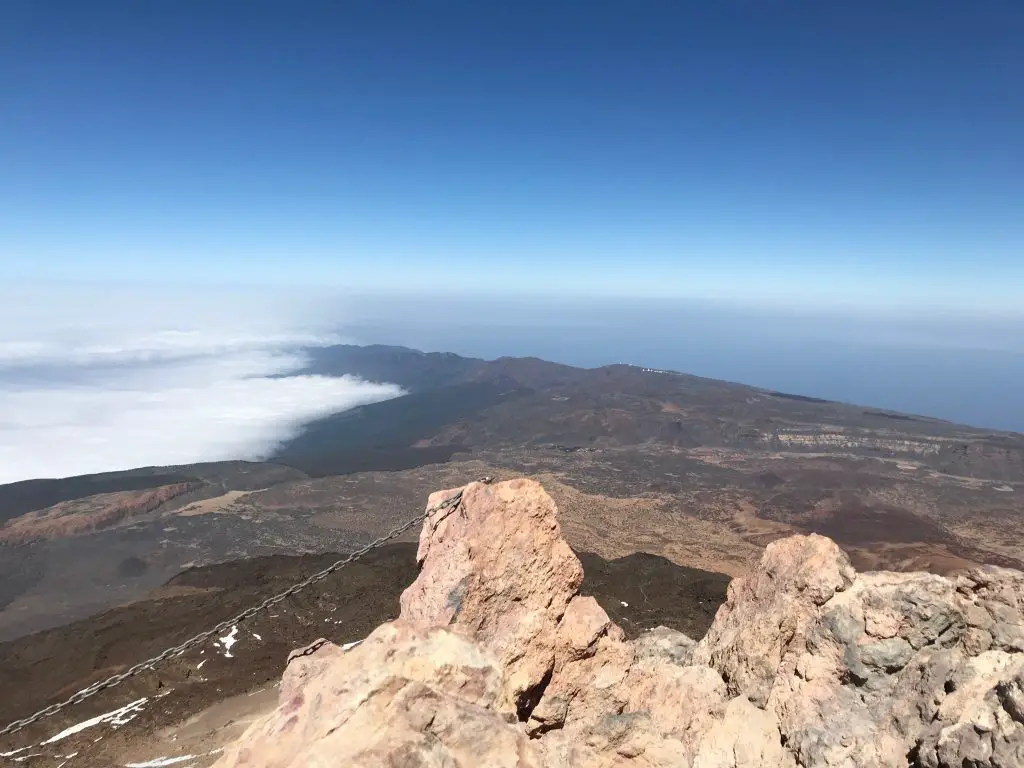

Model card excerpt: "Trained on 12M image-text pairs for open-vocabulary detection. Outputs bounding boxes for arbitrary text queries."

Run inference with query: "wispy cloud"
[0,283,402,484]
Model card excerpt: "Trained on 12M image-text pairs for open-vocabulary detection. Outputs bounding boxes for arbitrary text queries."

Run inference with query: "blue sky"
[2,2,1021,312]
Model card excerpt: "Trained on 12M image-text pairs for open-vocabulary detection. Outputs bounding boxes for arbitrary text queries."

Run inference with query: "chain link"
[0,484,475,740]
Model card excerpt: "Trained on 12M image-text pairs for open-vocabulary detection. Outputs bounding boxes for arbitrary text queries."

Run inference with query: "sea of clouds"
[4,283,1021,486]
[0,284,403,484]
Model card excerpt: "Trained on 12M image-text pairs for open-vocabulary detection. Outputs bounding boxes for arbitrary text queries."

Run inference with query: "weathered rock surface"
[214,479,1024,768]
[692,535,1024,767]
[215,620,542,767]
[400,477,584,715]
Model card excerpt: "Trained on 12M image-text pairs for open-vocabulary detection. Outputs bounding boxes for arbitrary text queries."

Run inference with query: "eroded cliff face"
[213,479,1024,768]
[0,482,202,543]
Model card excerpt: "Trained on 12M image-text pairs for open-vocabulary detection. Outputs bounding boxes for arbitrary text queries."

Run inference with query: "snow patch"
[41,698,148,744]
[125,756,198,768]
[620,601,629,607]
[341,640,362,651]
[217,625,239,658]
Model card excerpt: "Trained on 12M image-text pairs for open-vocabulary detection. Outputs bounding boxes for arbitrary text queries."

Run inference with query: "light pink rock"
[692,697,794,768]
[213,620,541,768]
[528,596,631,736]
[214,483,1024,768]
[692,534,855,706]
[400,478,583,714]
[694,534,1024,767]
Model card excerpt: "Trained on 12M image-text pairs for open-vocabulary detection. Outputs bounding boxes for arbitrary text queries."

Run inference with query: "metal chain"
[0,483,476,740]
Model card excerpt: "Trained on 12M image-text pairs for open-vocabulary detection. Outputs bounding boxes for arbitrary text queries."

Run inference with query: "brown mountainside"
[0,346,1021,644]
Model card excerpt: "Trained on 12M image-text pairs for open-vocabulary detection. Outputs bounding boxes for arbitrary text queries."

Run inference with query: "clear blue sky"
[2,2,1021,312]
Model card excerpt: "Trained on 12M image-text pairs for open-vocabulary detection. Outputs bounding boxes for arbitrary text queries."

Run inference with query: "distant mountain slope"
[270,379,526,476]
[1,344,1022,647]
[296,344,486,391]
[0,461,307,522]
[0,472,193,525]
[275,343,1024,481]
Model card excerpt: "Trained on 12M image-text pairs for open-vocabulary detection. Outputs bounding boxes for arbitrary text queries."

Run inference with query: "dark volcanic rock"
[577,551,728,640]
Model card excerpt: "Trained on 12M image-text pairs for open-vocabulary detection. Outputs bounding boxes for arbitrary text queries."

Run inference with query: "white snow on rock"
[341,640,362,651]
[620,601,629,607]
[41,698,148,744]
[217,626,239,658]
[252,633,262,641]
[125,755,198,767]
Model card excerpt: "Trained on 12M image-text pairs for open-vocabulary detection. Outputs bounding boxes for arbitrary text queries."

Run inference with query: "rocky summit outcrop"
[213,478,1024,768]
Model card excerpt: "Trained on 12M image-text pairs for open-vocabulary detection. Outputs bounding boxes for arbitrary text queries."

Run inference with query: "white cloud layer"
[0,284,403,484]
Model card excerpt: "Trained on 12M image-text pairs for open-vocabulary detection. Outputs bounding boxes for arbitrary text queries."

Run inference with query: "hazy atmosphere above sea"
[0,283,1020,484]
